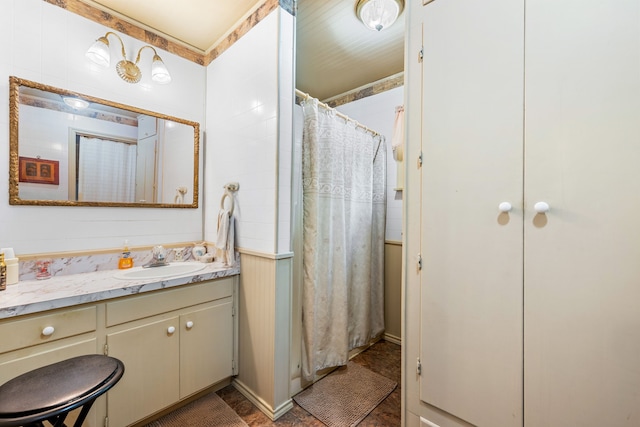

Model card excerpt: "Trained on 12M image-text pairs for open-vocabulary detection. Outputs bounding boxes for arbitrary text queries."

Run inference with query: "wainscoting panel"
[234,250,293,420]
[384,241,402,344]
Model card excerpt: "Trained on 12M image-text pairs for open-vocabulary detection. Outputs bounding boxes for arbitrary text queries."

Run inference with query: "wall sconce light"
[356,0,404,31]
[86,32,172,84]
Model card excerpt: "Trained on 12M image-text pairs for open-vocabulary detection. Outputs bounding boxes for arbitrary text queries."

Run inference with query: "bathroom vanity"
[0,262,239,427]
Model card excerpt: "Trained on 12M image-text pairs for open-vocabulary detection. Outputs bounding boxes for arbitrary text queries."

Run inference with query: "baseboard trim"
[384,333,402,346]
[232,378,294,421]
[272,398,295,420]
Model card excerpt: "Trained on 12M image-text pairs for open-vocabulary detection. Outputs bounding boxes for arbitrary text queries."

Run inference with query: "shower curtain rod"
[295,89,382,138]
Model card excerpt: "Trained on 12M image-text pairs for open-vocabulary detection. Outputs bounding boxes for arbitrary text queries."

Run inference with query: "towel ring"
[220,191,234,216]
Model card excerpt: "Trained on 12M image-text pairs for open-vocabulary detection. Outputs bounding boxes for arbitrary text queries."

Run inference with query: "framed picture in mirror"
[18,157,60,185]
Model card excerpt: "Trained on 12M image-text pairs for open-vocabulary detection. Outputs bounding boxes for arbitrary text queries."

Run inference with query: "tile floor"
[217,340,401,426]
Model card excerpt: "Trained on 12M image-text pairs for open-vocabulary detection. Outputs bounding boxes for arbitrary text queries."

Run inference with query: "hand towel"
[216,209,235,266]
[216,209,229,249]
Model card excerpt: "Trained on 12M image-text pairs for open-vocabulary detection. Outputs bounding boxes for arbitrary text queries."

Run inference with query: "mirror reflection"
[9,76,199,208]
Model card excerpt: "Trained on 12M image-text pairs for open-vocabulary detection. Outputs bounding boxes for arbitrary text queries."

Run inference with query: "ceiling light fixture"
[62,97,90,110]
[85,32,172,84]
[356,0,404,31]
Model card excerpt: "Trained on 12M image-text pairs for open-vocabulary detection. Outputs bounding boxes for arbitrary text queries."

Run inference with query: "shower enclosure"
[290,94,387,390]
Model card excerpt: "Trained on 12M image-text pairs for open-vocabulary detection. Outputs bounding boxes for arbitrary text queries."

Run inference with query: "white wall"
[206,8,296,417]
[0,0,206,254]
[336,86,404,241]
[205,11,283,255]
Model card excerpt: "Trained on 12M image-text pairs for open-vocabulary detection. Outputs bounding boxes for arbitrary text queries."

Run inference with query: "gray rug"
[144,392,248,427]
[293,362,397,427]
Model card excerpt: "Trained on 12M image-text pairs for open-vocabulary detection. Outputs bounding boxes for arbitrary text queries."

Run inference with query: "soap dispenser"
[118,240,134,269]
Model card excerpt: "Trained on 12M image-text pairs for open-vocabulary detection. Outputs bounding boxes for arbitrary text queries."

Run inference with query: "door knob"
[534,201,550,213]
[186,321,194,329]
[42,326,55,336]
[498,202,512,212]
[167,326,176,334]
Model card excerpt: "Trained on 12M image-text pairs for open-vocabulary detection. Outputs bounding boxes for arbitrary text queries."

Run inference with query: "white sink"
[114,263,206,280]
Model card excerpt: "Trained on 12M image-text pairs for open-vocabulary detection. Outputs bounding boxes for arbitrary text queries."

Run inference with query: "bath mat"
[293,361,397,427]
[144,392,248,427]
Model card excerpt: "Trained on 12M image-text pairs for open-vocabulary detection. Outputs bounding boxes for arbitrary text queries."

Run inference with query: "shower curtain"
[301,98,386,381]
[77,136,136,202]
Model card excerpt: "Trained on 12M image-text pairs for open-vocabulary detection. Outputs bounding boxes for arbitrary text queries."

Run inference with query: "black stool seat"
[0,355,124,427]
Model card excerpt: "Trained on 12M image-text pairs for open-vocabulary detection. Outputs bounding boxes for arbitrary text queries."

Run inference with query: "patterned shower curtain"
[301,98,386,381]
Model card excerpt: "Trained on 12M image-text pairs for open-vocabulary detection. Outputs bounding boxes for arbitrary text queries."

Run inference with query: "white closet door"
[420,0,524,425]
[135,136,157,203]
[524,1,640,425]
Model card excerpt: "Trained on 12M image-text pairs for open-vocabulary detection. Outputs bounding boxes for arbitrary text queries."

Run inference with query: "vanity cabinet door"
[106,316,180,427]
[0,306,100,426]
[0,338,99,427]
[180,298,234,398]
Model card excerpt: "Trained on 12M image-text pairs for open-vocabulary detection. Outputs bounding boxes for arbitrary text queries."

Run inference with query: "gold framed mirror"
[9,76,199,208]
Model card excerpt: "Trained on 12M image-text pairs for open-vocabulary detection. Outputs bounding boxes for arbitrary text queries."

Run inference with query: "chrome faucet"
[143,246,169,268]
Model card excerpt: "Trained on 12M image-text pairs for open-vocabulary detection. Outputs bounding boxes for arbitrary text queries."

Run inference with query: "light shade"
[63,97,90,110]
[356,0,404,31]
[85,37,111,67]
[151,54,172,84]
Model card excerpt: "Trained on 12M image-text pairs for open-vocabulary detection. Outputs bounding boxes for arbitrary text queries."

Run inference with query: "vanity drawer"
[106,277,234,327]
[0,306,97,354]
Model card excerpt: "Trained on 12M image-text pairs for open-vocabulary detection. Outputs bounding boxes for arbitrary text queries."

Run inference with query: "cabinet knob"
[42,326,55,336]
[498,202,512,213]
[186,321,194,329]
[534,201,550,214]
[167,326,176,334]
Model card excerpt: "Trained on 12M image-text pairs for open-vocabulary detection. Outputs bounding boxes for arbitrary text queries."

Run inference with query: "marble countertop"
[0,261,240,320]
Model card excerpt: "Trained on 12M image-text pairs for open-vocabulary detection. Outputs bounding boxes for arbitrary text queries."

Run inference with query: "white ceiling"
[82,0,405,101]
[296,0,405,100]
